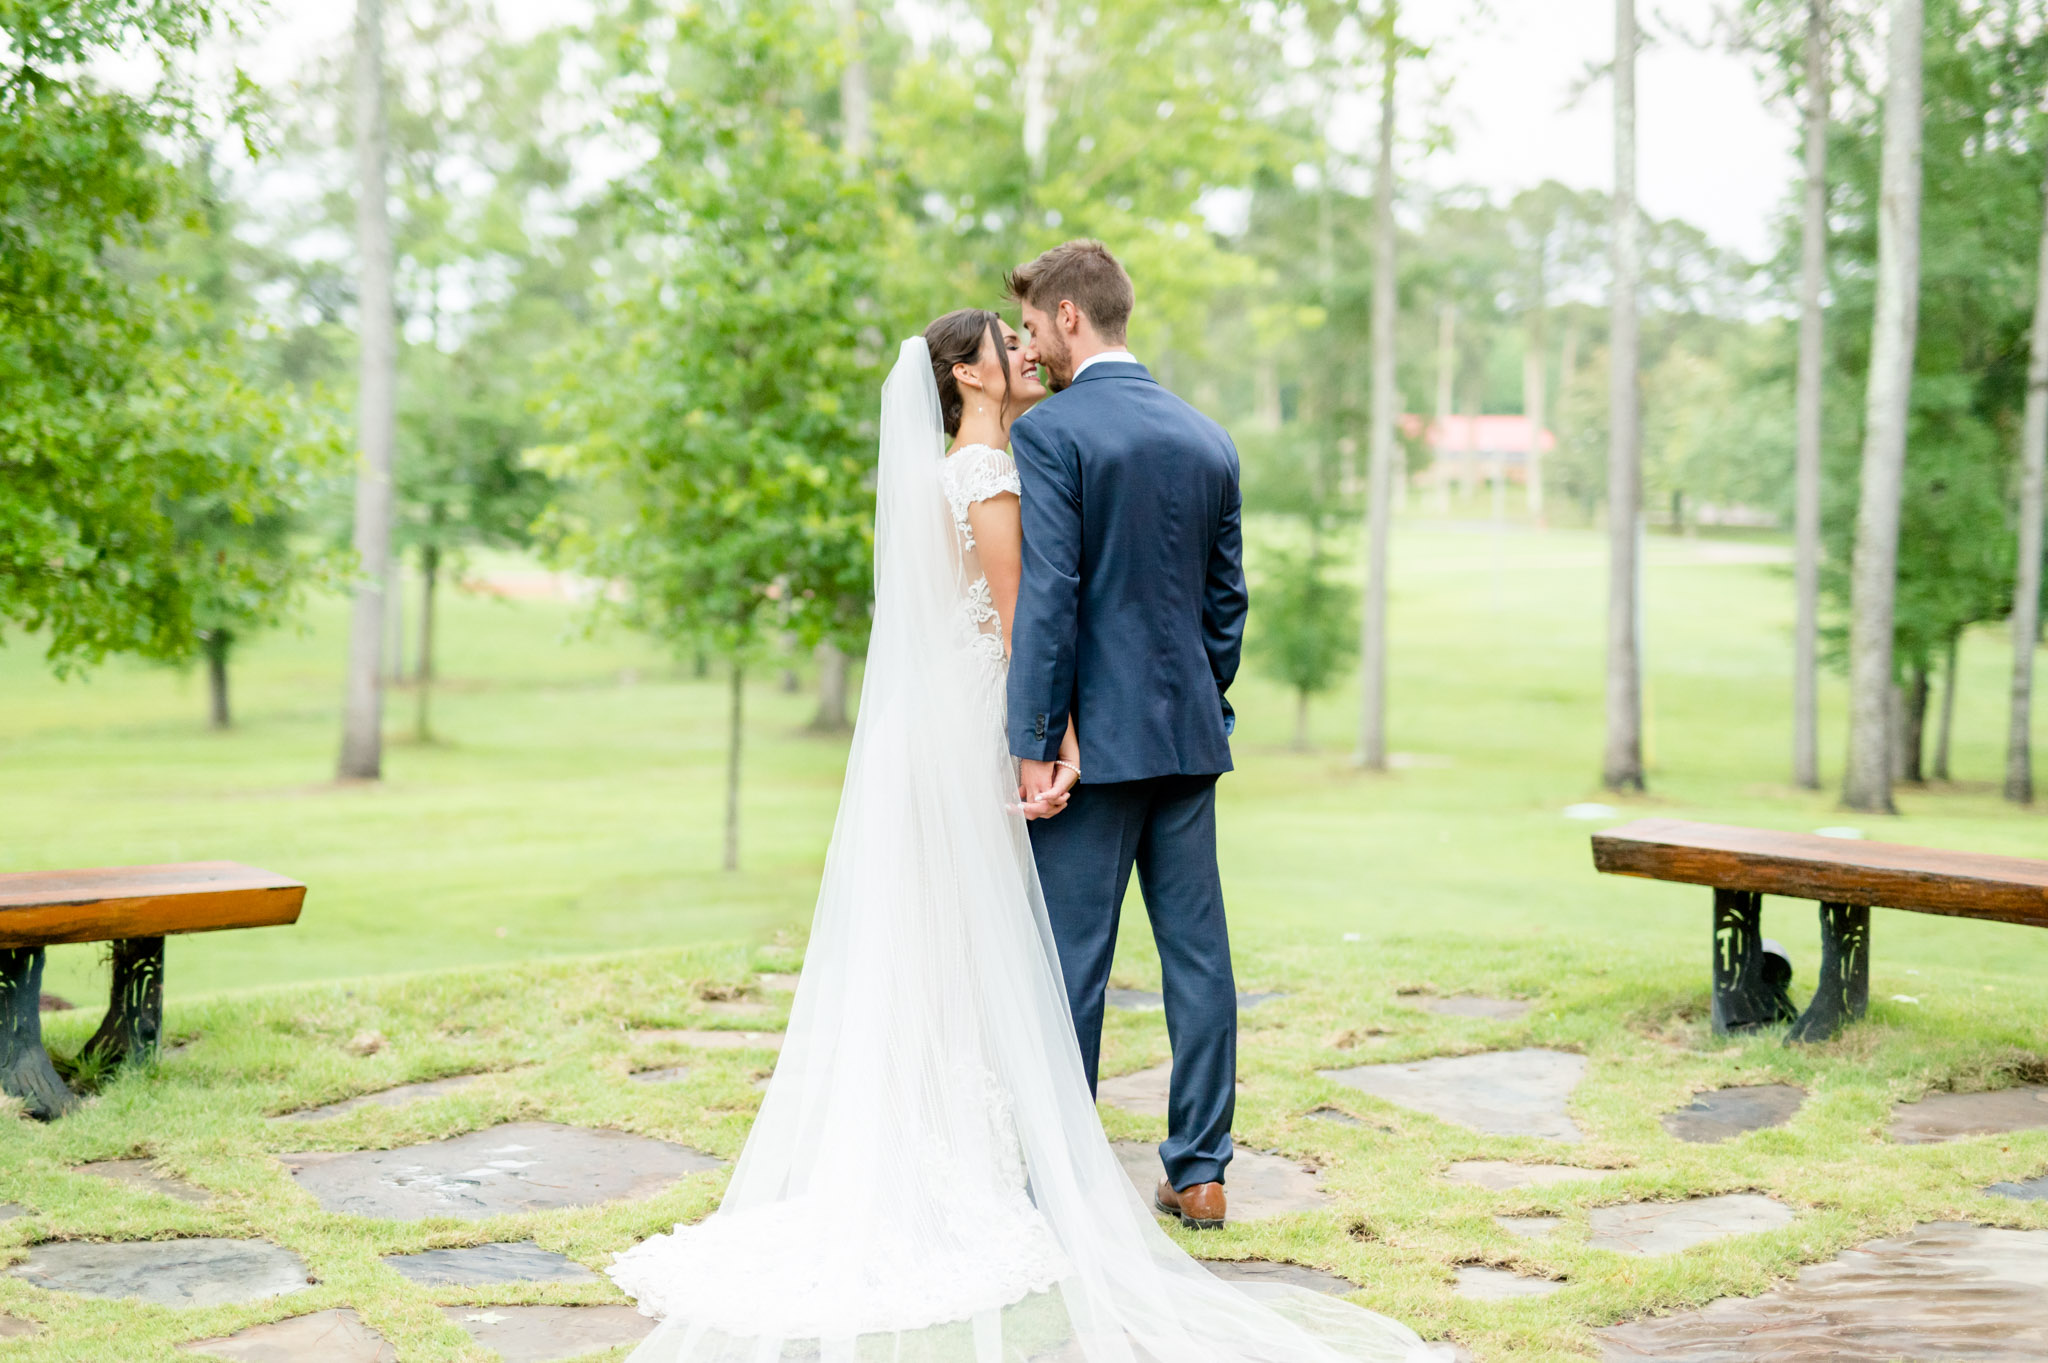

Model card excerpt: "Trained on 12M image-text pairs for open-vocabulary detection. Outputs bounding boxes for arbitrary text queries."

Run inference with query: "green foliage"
[0,0,316,671]
[547,0,890,662]
[1250,537,1358,702]
[1821,0,2039,674]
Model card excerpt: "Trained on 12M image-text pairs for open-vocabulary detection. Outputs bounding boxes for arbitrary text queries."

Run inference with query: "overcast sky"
[1400,0,1799,262]
[237,0,1800,262]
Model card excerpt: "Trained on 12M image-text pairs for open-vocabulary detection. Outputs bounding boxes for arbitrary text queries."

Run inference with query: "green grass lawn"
[1,523,2046,1360]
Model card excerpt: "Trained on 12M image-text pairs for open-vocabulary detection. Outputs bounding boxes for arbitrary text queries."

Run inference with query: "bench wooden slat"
[1591,818,2048,928]
[0,862,305,948]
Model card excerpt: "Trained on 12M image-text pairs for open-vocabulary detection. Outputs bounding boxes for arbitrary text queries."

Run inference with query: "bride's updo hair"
[924,308,1011,437]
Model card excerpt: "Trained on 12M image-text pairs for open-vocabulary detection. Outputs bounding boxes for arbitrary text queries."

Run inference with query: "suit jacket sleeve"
[1204,441,1248,722]
[1007,414,1081,761]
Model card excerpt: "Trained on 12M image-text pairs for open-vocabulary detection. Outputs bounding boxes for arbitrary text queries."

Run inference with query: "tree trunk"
[338,0,396,782]
[836,0,870,162]
[724,665,744,872]
[1934,630,1958,781]
[1842,0,1924,815]
[1897,666,1928,784]
[812,642,851,733]
[2006,135,2048,804]
[1433,302,1455,512]
[1793,0,1831,791]
[415,543,438,742]
[1523,300,1546,523]
[1604,0,1645,792]
[1294,689,1312,752]
[1020,0,1057,185]
[1359,7,1398,773]
[204,631,230,731]
[386,553,405,682]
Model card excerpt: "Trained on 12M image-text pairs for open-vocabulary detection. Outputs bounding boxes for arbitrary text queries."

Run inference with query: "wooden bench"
[1591,818,2048,1043]
[0,863,305,1118]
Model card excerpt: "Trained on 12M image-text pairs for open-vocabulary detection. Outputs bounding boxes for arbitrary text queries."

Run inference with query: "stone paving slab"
[274,1074,488,1123]
[1588,1195,1795,1256]
[72,1159,212,1204]
[1988,1173,2048,1201]
[1421,997,1532,1021]
[1890,1085,2048,1144]
[284,1122,723,1221]
[1097,1063,1245,1118]
[1204,1259,1354,1294]
[634,1029,783,1052]
[9,1238,310,1307]
[1453,1265,1563,1300]
[0,1203,25,1220]
[755,973,800,992]
[182,1308,396,1361]
[629,1066,690,1085]
[1598,1221,2048,1360]
[1113,1143,1331,1221]
[1307,1107,1366,1128]
[0,1316,41,1339]
[1661,1086,1805,1144]
[699,999,775,1020]
[1444,1161,1608,1191]
[1496,1215,1562,1240]
[440,1304,654,1362]
[383,1241,598,1286]
[1321,1050,1587,1142]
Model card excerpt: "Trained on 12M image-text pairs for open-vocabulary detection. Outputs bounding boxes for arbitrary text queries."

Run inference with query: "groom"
[1005,240,1248,1230]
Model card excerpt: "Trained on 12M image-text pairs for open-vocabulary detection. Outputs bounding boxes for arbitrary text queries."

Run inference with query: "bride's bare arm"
[967,490,1023,653]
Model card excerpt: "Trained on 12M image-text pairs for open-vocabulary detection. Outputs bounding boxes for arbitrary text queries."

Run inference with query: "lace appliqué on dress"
[941,444,1020,665]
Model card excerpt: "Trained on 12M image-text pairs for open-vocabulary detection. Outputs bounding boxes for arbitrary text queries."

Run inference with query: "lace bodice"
[940,444,1020,663]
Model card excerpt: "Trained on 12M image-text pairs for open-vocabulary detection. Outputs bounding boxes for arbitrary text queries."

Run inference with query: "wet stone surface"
[1321,1049,1587,1142]
[629,1066,690,1085]
[9,1238,310,1307]
[1988,1173,2048,1201]
[383,1241,598,1287]
[72,1159,212,1204]
[1598,1222,2048,1360]
[1204,1259,1354,1294]
[181,1308,396,1362]
[1496,1215,1562,1240]
[284,1121,723,1221]
[1114,1142,1330,1221]
[440,1304,655,1362]
[1421,997,1532,1021]
[1097,1063,1244,1119]
[1453,1266,1563,1300]
[1588,1195,1795,1256]
[1444,1161,1607,1191]
[1661,1086,1805,1144]
[633,1029,783,1052]
[274,1074,486,1123]
[1890,1085,2048,1144]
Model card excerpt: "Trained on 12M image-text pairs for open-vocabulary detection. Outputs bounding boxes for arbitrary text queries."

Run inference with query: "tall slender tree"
[1842,0,1924,814]
[1604,0,1646,791]
[339,0,397,780]
[1359,1,1400,771]
[2007,136,2048,804]
[1793,0,1831,790]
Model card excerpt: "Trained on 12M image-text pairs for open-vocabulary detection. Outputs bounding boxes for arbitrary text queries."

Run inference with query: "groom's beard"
[1040,338,1074,392]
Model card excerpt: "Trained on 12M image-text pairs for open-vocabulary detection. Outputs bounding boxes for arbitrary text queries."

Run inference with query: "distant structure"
[1402,414,1555,489]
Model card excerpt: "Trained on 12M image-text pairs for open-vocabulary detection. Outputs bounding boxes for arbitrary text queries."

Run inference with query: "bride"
[608,311,1444,1363]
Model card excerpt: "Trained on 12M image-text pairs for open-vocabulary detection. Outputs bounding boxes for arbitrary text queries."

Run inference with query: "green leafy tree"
[549,0,890,871]
[1251,539,1359,751]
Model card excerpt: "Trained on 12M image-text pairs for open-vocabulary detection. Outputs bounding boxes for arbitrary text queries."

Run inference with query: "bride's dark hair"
[924,309,1011,438]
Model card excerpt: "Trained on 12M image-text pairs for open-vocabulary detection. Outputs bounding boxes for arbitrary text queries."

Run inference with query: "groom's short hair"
[1005,240,1133,343]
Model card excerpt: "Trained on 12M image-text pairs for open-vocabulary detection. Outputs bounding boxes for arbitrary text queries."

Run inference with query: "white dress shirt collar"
[1072,349,1140,379]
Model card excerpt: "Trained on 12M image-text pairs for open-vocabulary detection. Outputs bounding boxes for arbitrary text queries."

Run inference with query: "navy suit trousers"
[1029,774,1236,1189]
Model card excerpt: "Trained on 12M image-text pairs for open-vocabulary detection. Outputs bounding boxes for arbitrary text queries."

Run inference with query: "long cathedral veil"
[611,339,1446,1363]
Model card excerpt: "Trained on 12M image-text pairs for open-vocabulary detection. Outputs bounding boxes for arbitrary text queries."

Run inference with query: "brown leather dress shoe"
[1154,1177,1226,1229]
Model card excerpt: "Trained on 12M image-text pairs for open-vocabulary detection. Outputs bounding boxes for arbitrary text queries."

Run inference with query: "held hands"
[1012,731,1081,820]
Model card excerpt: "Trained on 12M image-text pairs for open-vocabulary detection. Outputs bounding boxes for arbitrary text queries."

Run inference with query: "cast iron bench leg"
[1786,902,1870,1044]
[0,948,81,1119]
[82,937,165,1068]
[1711,888,1797,1034]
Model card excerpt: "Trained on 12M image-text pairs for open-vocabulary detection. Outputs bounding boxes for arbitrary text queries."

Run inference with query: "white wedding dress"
[608,339,1444,1363]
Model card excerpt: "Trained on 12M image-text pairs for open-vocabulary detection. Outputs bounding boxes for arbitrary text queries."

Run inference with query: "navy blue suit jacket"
[1006,361,1248,783]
